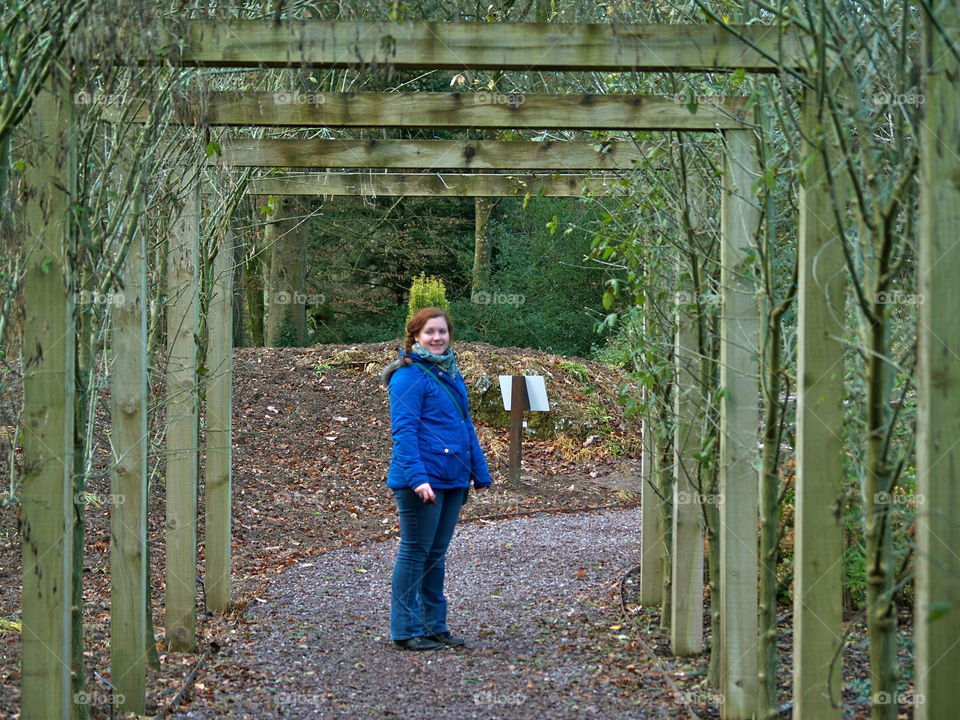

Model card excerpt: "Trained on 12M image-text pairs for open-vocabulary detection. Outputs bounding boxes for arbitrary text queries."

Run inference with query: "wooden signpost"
[500,375,549,484]
[508,375,529,485]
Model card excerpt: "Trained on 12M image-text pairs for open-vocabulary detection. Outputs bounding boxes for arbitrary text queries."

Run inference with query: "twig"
[152,643,217,720]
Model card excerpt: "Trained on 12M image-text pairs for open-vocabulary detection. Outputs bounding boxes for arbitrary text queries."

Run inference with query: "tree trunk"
[655,414,674,629]
[471,196,494,302]
[72,279,92,720]
[265,197,307,346]
[639,387,666,606]
[704,499,721,685]
[758,313,783,718]
[864,306,897,720]
[244,243,265,347]
[232,234,246,347]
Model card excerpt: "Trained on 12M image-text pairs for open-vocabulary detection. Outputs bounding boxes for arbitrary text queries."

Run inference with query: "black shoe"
[393,636,443,651]
[428,631,466,647]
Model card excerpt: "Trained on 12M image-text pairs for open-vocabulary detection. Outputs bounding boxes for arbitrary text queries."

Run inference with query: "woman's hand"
[414,482,436,505]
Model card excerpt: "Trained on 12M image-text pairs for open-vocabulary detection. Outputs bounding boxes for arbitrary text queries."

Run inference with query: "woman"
[381,307,492,650]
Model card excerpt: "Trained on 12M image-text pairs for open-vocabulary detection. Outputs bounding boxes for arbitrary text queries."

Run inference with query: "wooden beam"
[221,139,652,169]
[113,92,750,130]
[21,71,76,720]
[915,6,960,718]
[793,92,844,720]
[162,21,800,72]
[718,128,760,719]
[246,172,625,197]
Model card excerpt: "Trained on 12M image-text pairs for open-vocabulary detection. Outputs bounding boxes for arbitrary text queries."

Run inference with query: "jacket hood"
[380,349,413,386]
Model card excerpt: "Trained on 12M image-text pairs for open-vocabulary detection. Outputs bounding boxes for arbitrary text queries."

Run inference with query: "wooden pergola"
[19,18,959,720]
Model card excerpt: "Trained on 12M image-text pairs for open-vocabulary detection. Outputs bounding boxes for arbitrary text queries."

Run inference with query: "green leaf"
[602,289,615,310]
[686,97,698,115]
[13,160,25,172]
[39,256,54,274]
[260,197,278,216]
[205,140,222,158]
[522,192,531,209]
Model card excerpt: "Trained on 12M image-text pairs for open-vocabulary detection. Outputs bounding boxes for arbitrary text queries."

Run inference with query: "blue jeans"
[390,487,467,640]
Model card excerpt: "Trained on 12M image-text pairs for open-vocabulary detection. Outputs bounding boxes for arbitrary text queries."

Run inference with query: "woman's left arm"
[466,416,492,488]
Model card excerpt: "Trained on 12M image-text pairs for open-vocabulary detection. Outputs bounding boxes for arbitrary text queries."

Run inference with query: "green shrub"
[406,272,451,326]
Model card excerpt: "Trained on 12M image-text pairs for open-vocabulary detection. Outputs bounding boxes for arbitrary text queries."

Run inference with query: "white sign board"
[499,375,550,412]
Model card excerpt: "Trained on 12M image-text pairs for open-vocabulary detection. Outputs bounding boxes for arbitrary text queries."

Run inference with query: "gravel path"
[174,508,678,720]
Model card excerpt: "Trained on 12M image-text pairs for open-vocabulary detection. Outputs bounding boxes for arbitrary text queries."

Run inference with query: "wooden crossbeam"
[111,92,749,130]
[220,139,653,169]
[162,21,800,71]
[246,172,625,196]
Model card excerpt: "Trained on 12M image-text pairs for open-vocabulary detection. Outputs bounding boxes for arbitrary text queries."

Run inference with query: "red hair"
[404,307,453,364]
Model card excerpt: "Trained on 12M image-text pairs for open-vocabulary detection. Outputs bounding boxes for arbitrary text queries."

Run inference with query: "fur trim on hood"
[380,356,407,387]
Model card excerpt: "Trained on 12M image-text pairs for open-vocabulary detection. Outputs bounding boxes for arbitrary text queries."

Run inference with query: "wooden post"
[640,332,666,606]
[205,227,235,613]
[915,6,960,718]
[109,202,149,712]
[507,375,529,485]
[20,72,76,720]
[793,93,844,720]
[165,169,200,652]
[718,128,760,718]
[672,286,704,656]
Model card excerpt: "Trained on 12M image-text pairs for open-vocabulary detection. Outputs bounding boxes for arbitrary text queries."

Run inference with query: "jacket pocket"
[421,442,469,482]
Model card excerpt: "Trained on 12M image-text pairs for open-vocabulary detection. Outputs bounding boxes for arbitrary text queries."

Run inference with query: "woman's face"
[415,316,450,355]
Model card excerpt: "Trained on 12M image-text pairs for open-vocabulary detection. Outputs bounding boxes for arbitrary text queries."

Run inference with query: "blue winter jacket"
[384,352,492,491]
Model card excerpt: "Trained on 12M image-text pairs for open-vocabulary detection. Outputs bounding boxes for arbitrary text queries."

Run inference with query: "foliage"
[406,272,451,325]
[299,195,615,357]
